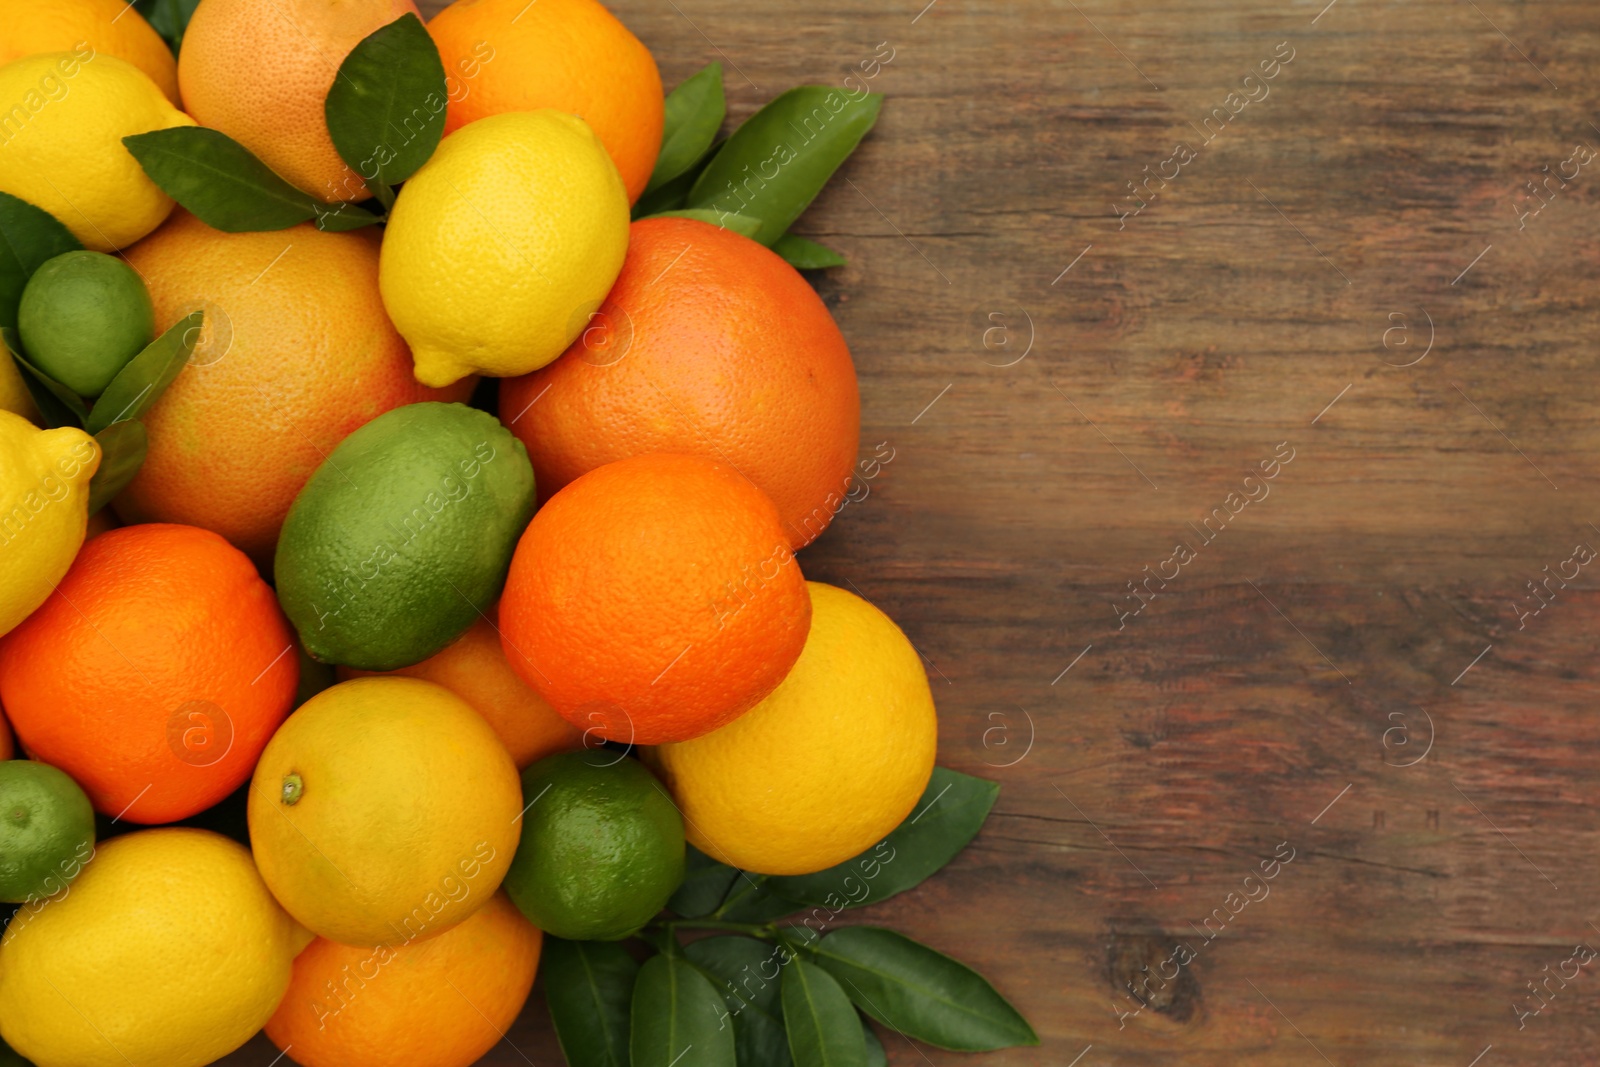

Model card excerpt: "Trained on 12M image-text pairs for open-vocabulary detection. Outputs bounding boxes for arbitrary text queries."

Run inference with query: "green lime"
[273,402,535,670]
[504,752,685,940]
[16,251,155,398]
[0,761,96,904]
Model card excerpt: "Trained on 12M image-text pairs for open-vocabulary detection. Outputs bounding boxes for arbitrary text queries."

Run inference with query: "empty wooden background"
[230,0,1600,1063]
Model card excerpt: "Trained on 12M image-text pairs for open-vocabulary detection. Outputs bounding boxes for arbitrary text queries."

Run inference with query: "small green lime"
[0,761,96,904]
[16,251,154,398]
[504,752,685,940]
[274,402,535,670]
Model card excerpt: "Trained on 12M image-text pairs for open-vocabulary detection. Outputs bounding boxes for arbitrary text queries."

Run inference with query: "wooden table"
[232,0,1600,1063]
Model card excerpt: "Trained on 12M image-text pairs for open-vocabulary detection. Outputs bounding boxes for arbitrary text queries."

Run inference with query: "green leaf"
[669,845,741,918]
[773,233,847,270]
[630,954,736,1067]
[309,202,386,231]
[644,210,763,239]
[122,128,379,233]
[2,328,86,427]
[810,927,1038,1051]
[0,192,82,329]
[769,768,998,911]
[715,875,801,923]
[325,13,447,197]
[634,164,699,219]
[647,63,726,194]
[684,936,783,1015]
[861,1019,887,1067]
[638,925,683,959]
[134,0,201,55]
[782,959,869,1067]
[687,89,882,246]
[87,420,148,515]
[542,937,638,1067]
[634,138,724,219]
[684,935,793,1067]
[85,312,200,435]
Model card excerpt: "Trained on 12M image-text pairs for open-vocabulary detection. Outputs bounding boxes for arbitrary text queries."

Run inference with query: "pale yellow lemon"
[379,110,630,387]
[0,411,98,636]
[0,828,302,1067]
[655,582,938,875]
[0,52,193,251]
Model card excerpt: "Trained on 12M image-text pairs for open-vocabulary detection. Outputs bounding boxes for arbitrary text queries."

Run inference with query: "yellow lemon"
[379,110,629,387]
[0,52,193,251]
[0,410,98,636]
[655,581,939,875]
[247,676,523,947]
[0,0,180,105]
[0,353,39,422]
[0,828,303,1067]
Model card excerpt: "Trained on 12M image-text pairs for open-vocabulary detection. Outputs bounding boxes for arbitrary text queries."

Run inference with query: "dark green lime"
[16,251,154,398]
[0,760,96,904]
[273,402,535,670]
[504,753,685,940]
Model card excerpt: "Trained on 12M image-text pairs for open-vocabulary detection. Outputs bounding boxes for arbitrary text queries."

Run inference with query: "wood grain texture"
[225,0,1600,1064]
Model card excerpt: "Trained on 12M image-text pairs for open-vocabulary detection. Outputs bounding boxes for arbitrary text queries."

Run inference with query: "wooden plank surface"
[231,0,1600,1063]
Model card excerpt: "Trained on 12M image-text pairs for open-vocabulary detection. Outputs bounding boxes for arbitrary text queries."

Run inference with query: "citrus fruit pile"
[0,2,1035,1066]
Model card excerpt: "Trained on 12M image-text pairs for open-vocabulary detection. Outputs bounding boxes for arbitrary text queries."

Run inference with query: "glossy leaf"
[3,328,86,427]
[861,1019,887,1067]
[0,192,81,330]
[134,0,201,54]
[122,128,379,233]
[783,959,869,1067]
[769,768,998,910]
[630,954,736,1067]
[86,312,201,435]
[687,88,882,246]
[634,138,725,219]
[648,63,726,193]
[715,874,801,923]
[542,937,638,1067]
[773,233,847,270]
[810,927,1038,1051]
[645,210,763,239]
[668,845,741,918]
[309,202,386,231]
[87,421,147,515]
[325,13,447,199]
[685,935,793,1067]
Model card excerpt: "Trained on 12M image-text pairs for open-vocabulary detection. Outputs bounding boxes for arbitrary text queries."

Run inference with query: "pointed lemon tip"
[412,351,472,389]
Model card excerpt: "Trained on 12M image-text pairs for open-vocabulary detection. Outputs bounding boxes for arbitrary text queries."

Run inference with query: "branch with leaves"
[117,15,874,271]
[0,192,199,514]
[544,768,1036,1066]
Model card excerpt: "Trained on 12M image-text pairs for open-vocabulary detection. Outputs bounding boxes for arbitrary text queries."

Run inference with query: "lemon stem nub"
[281,773,304,806]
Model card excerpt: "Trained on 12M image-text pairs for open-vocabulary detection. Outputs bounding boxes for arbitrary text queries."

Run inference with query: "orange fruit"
[265,891,540,1067]
[178,0,420,202]
[0,524,298,824]
[428,0,664,203]
[501,218,860,550]
[338,614,585,768]
[0,705,12,760]
[0,0,181,106]
[500,453,811,745]
[117,211,470,564]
